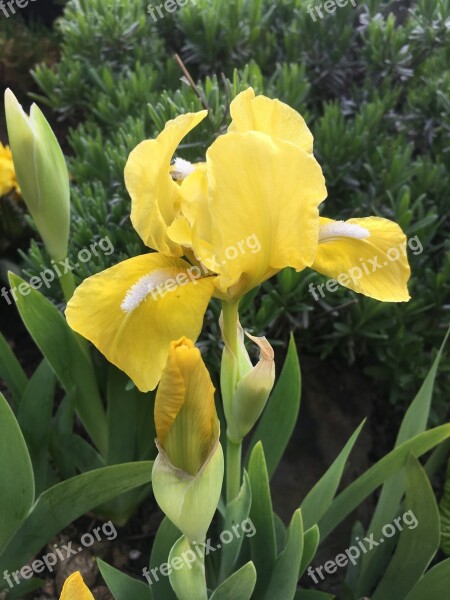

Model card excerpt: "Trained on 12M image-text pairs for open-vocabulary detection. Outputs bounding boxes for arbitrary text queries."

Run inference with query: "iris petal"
[59,572,94,600]
[155,338,219,476]
[312,216,411,302]
[229,88,314,153]
[66,253,215,391]
[193,130,327,297]
[124,111,207,255]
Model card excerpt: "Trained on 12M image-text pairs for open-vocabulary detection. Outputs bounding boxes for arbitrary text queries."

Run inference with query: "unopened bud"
[228,333,275,442]
[5,89,70,262]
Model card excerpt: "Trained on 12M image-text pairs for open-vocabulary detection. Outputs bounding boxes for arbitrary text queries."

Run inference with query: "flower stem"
[221,299,243,503]
[226,437,242,504]
[221,299,240,356]
[59,265,76,303]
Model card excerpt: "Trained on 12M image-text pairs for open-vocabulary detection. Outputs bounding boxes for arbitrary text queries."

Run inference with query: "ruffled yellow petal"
[155,338,219,476]
[124,111,207,256]
[312,216,411,302]
[167,164,210,250]
[66,254,215,391]
[193,130,327,297]
[228,88,314,153]
[59,572,94,600]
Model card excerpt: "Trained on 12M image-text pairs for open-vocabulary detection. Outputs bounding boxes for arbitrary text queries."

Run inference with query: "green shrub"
[22,0,450,419]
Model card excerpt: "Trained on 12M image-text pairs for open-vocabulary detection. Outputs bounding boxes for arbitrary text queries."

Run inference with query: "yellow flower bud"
[152,338,224,542]
[155,338,220,475]
[4,89,70,262]
[59,572,94,600]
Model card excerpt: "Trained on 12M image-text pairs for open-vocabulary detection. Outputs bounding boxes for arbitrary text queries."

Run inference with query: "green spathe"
[229,333,275,442]
[4,89,70,262]
[152,441,224,543]
[168,535,208,600]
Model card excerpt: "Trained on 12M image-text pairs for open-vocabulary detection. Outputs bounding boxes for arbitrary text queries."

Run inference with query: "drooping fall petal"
[65,254,215,392]
[228,87,314,153]
[125,111,207,256]
[59,572,94,600]
[312,216,411,302]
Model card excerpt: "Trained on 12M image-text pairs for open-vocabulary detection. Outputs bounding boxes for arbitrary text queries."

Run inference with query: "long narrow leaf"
[0,330,28,408]
[301,421,365,530]
[0,461,153,574]
[98,558,153,600]
[246,335,301,478]
[319,424,450,539]
[357,330,449,592]
[17,360,55,495]
[263,509,304,600]
[405,558,450,600]
[0,393,34,554]
[248,442,277,596]
[372,455,440,599]
[9,272,107,454]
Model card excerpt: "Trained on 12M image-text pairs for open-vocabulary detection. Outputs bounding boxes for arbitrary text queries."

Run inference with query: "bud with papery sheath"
[227,333,275,443]
[4,89,70,262]
[152,338,224,543]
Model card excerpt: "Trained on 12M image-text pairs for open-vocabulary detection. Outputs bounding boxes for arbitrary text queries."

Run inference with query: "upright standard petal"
[312,216,411,302]
[229,88,314,153]
[125,111,207,256]
[155,338,219,476]
[66,254,215,392]
[194,131,327,297]
[59,572,94,600]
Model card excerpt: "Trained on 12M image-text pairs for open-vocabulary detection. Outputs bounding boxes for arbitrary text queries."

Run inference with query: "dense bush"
[21,0,450,419]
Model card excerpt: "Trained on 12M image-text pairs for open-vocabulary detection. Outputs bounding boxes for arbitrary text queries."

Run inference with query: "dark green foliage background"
[21,0,450,419]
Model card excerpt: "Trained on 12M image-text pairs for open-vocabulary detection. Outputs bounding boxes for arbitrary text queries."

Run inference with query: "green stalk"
[221,299,243,503]
[59,265,76,303]
[226,437,242,504]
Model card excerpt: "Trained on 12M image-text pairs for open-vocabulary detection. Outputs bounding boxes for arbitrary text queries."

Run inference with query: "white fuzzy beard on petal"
[121,270,173,313]
[172,157,195,181]
[319,220,370,243]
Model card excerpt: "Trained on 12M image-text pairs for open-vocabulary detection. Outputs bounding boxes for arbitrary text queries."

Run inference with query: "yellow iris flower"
[0,142,20,197]
[59,571,94,600]
[66,88,410,392]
